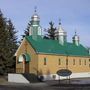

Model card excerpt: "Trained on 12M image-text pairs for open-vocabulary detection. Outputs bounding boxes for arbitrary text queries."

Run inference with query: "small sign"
[57,69,72,77]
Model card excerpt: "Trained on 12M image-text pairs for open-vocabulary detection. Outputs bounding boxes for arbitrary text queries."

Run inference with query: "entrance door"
[25,62,29,73]
[23,60,29,73]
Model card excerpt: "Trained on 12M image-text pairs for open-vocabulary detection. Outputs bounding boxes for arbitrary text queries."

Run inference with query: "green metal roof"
[25,36,89,57]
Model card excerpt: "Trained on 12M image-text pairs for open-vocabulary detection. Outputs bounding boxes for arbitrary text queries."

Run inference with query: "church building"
[15,9,90,80]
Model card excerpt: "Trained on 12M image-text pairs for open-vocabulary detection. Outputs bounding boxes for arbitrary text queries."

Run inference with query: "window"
[89,59,90,62]
[58,59,61,65]
[79,59,81,65]
[84,60,86,65]
[73,59,75,65]
[89,64,90,68]
[44,58,47,65]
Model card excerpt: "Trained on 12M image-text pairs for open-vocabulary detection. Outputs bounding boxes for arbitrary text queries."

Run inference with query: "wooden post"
[23,60,25,73]
[59,76,60,85]
[69,76,70,84]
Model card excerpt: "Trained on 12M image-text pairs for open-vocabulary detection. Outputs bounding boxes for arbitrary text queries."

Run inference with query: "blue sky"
[0,0,90,47]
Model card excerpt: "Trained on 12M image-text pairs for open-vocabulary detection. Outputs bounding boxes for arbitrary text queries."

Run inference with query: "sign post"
[57,69,72,84]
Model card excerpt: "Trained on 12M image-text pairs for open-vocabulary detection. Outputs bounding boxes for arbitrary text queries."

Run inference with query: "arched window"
[58,59,61,65]
[79,59,81,65]
[73,59,75,65]
[89,59,90,62]
[44,58,47,65]
[89,64,90,68]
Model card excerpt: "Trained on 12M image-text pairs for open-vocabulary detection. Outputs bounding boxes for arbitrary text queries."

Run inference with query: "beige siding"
[38,54,90,75]
[16,39,38,75]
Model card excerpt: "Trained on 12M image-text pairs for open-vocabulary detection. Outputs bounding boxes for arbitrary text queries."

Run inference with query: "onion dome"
[31,7,40,21]
[72,31,80,46]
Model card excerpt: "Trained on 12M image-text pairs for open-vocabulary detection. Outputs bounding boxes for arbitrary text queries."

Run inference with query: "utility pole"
[66,51,69,84]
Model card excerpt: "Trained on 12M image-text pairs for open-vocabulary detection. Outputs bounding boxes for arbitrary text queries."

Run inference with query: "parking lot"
[0,78,90,90]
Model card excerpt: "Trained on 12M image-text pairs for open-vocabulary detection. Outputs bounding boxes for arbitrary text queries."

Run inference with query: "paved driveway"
[0,84,90,90]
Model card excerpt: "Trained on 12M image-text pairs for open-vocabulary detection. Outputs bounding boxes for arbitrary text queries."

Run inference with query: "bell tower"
[57,19,67,45]
[29,7,42,40]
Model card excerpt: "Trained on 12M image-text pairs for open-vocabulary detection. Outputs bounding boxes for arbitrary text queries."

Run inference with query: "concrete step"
[8,73,41,83]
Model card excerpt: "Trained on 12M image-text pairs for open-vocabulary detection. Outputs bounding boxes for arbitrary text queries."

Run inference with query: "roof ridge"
[25,36,90,57]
